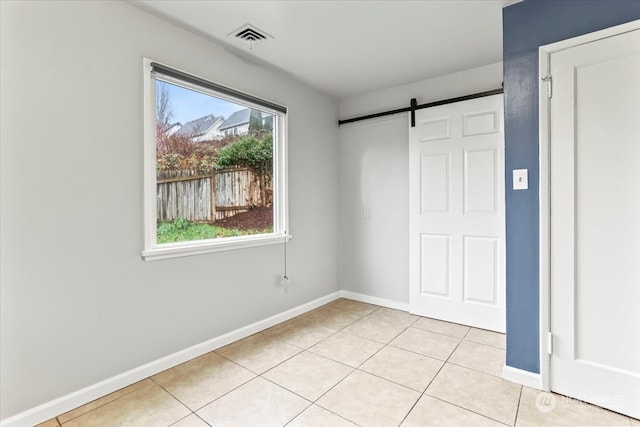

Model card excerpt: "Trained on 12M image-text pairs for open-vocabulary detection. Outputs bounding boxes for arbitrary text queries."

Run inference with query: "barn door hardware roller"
[410,98,417,128]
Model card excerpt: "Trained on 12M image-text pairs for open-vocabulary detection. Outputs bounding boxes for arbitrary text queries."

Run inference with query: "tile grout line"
[397,324,471,426]
[221,305,365,424]
[268,301,380,426]
[513,384,524,427]
[166,411,211,427]
[300,305,512,426]
[464,337,507,350]
[421,325,518,427]
[53,379,156,425]
[429,327,500,422]
[195,300,373,424]
[396,390,422,426]
[418,395,513,427]
[194,412,213,427]
[350,309,420,369]
[422,327,522,425]
[282,304,392,425]
[172,354,258,414]
[258,374,357,427]
[444,332,508,379]
[347,312,423,427]
[149,376,180,401]
[147,377,209,426]
[306,314,427,413]
[421,320,471,389]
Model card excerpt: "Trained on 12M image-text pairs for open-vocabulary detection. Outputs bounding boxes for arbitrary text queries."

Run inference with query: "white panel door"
[409,94,505,332]
[550,28,640,418]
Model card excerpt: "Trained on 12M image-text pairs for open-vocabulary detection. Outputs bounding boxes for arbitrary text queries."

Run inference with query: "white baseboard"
[0,291,342,427]
[339,290,410,312]
[502,365,542,389]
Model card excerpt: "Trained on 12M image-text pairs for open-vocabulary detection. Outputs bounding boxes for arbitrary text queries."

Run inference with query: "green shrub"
[216,134,273,175]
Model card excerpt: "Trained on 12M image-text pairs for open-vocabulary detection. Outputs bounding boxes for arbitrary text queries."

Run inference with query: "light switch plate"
[513,169,528,190]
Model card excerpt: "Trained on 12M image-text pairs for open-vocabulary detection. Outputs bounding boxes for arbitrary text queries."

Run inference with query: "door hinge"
[541,75,553,98]
[547,332,553,355]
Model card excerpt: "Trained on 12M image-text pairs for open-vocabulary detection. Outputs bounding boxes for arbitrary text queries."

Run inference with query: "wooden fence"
[156,168,272,223]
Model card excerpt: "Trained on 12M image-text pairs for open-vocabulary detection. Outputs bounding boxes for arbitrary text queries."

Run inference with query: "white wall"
[338,63,503,304]
[0,0,338,420]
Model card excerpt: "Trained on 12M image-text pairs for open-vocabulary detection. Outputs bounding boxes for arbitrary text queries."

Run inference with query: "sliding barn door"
[409,95,505,332]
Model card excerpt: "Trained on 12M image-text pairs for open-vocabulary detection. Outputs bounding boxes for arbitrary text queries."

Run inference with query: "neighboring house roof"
[165,122,182,136]
[175,114,222,137]
[219,108,252,131]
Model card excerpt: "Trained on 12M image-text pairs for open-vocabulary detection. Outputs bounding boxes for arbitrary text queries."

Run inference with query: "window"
[142,59,288,260]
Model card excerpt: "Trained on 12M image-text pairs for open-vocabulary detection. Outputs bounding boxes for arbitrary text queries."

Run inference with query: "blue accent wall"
[503,0,640,374]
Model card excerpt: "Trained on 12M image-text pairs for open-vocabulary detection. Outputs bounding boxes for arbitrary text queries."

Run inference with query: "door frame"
[538,19,640,393]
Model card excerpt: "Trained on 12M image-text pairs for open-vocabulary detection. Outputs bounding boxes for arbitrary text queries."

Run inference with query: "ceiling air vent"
[229,24,273,48]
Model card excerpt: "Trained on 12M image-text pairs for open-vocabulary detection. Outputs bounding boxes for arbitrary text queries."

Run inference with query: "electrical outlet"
[281,275,290,287]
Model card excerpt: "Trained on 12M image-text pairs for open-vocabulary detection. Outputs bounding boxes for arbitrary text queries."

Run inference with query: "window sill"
[142,233,292,261]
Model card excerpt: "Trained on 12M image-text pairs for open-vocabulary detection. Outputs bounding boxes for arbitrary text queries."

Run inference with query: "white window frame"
[142,58,289,261]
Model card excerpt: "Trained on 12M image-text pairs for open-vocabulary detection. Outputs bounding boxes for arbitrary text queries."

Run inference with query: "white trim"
[537,19,640,396]
[539,19,640,54]
[339,290,410,312]
[538,45,552,393]
[143,57,157,257]
[0,291,341,427]
[142,234,292,261]
[503,365,542,389]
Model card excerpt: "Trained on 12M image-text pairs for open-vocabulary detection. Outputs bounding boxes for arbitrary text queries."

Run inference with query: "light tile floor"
[38,299,638,427]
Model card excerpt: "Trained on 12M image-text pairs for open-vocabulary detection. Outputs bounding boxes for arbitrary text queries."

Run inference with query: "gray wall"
[0,1,339,418]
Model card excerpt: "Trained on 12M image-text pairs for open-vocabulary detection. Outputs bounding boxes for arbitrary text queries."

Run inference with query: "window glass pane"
[155,80,275,244]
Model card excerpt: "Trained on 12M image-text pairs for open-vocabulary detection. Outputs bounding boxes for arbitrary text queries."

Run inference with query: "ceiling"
[131,0,517,99]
